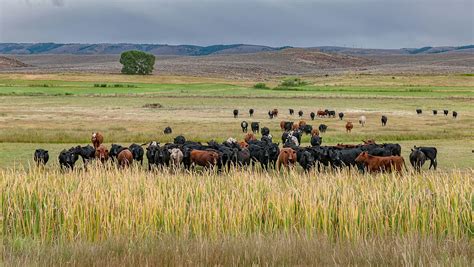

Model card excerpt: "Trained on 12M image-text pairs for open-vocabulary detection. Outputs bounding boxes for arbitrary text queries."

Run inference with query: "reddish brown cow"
[190,150,220,168]
[117,149,133,168]
[239,141,249,148]
[280,121,286,130]
[292,122,299,131]
[311,129,320,136]
[355,151,405,173]
[317,110,327,117]
[95,144,109,163]
[336,143,358,149]
[91,132,104,149]
[345,121,354,133]
[276,148,297,170]
[244,133,257,142]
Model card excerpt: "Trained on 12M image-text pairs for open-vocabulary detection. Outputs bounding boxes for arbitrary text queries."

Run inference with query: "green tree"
[119,50,155,75]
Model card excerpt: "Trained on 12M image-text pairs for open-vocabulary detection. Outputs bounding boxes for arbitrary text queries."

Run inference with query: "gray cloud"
[1,0,473,48]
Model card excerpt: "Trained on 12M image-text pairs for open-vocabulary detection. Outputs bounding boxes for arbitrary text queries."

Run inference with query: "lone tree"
[119,50,155,75]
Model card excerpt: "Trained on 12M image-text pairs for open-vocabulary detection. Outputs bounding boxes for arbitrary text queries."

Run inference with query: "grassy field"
[0,73,473,265]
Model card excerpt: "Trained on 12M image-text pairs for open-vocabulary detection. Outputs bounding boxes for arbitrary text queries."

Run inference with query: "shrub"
[253,83,268,89]
[279,77,307,87]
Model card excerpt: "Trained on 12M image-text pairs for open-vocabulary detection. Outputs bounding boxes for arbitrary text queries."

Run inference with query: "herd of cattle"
[32,125,438,173]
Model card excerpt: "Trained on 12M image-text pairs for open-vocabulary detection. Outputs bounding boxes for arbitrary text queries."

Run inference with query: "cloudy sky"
[0,0,472,48]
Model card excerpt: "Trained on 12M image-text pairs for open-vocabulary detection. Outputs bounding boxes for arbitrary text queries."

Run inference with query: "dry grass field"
[0,72,473,265]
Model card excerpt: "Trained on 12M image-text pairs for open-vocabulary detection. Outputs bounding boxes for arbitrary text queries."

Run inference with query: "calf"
[34,149,49,166]
[249,108,254,117]
[164,127,172,134]
[416,109,422,115]
[129,143,144,165]
[289,109,294,115]
[277,148,297,170]
[443,110,448,116]
[338,112,344,120]
[319,124,328,133]
[241,121,248,132]
[91,132,104,149]
[298,110,304,117]
[95,144,109,163]
[233,109,239,118]
[414,146,437,170]
[381,115,388,126]
[169,148,184,168]
[345,121,354,133]
[409,148,426,172]
[359,116,366,127]
[310,112,315,120]
[355,151,405,173]
[453,111,458,119]
[117,149,133,168]
[251,122,260,133]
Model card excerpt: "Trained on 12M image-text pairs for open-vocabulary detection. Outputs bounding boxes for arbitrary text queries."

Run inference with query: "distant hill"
[0,43,289,56]
[0,56,29,68]
[1,43,471,56]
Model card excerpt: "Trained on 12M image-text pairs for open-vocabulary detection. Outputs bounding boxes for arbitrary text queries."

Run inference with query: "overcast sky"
[0,0,473,48]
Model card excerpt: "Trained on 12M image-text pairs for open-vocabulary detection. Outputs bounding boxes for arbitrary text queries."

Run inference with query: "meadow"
[0,73,473,265]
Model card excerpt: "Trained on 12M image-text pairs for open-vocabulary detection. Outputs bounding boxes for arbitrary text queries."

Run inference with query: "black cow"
[233,109,239,118]
[109,144,125,160]
[145,141,160,170]
[237,148,251,166]
[310,112,315,120]
[249,109,254,117]
[310,135,322,146]
[312,146,341,170]
[414,146,437,170]
[155,146,171,167]
[381,115,388,126]
[72,145,95,167]
[241,121,248,132]
[296,148,315,171]
[261,127,270,137]
[174,135,186,145]
[338,112,344,120]
[289,109,294,115]
[338,148,364,171]
[433,110,437,115]
[251,122,260,134]
[284,121,293,131]
[443,110,448,116]
[409,148,426,172]
[34,149,49,166]
[298,110,304,117]
[319,124,328,133]
[164,127,172,135]
[328,110,336,118]
[268,111,274,119]
[383,143,401,156]
[129,143,144,165]
[416,109,422,115]
[248,144,271,170]
[453,111,458,119]
[58,148,79,170]
[301,124,313,135]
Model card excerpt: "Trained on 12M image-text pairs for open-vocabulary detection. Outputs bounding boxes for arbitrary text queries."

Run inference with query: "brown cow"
[95,144,109,163]
[117,149,133,168]
[311,129,320,136]
[336,143,358,149]
[244,133,257,142]
[345,121,354,133]
[239,141,249,148]
[190,150,220,168]
[355,151,405,173]
[317,110,327,117]
[272,109,279,117]
[91,132,104,149]
[276,147,297,170]
[298,120,307,128]
[292,122,299,131]
[280,120,286,130]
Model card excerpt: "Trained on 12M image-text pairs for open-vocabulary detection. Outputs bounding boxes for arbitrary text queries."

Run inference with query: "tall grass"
[1,167,472,244]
